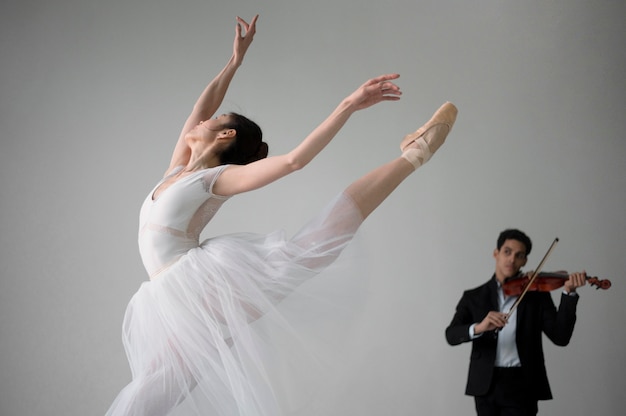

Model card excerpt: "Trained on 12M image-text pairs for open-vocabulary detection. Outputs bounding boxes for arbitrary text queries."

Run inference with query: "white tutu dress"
[106,165,366,416]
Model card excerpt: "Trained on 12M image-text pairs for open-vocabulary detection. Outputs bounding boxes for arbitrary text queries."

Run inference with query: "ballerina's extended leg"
[346,101,458,219]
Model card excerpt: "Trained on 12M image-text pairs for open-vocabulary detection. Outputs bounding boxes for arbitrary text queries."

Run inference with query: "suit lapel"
[488,276,499,311]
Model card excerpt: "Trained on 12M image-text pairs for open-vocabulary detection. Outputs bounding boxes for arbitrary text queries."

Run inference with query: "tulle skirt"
[106,193,369,416]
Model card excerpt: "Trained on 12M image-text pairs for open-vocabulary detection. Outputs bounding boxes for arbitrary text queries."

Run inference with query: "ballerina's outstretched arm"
[167,15,258,176]
[213,74,402,196]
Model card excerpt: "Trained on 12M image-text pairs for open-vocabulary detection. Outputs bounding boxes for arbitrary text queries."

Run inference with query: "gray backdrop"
[1,0,625,415]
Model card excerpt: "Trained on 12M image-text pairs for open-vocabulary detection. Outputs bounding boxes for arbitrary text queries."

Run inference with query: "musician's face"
[493,239,528,283]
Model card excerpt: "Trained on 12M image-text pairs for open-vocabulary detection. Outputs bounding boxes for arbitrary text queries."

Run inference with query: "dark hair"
[497,229,532,256]
[218,113,268,165]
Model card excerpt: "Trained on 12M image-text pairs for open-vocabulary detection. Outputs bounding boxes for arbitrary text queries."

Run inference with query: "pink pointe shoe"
[401,101,458,169]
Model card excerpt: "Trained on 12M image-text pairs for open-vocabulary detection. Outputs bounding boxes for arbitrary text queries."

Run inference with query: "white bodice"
[138,165,230,278]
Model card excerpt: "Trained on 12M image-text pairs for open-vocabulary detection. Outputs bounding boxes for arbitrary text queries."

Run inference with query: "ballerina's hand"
[347,74,402,111]
[233,15,258,65]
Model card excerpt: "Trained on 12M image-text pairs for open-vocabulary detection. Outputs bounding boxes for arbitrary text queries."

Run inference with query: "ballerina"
[106,14,457,416]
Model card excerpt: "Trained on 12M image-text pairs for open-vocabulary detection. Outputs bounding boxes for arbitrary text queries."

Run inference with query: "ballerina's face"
[197,114,231,132]
[186,114,234,146]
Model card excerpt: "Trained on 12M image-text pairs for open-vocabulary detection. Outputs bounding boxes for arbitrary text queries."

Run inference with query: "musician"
[445,228,586,415]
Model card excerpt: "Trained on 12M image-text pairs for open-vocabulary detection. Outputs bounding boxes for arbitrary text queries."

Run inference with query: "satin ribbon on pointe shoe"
[401,101,458,169]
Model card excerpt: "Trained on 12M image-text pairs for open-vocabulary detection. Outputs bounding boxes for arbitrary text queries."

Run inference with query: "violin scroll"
[587,276,611,290]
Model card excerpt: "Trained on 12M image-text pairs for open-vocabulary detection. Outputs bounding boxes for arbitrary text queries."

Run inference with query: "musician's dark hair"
[497,229,532,256]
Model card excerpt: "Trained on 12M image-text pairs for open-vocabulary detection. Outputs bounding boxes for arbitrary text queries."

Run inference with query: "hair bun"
[257,142,269,158]
[246,141,268,164]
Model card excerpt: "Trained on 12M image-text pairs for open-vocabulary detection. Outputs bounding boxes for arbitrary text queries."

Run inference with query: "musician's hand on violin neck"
[564,270,587,294]
[475,311,508,334]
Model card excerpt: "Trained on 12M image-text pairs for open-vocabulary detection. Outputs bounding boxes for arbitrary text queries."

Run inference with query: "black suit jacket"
[445,276,578,400]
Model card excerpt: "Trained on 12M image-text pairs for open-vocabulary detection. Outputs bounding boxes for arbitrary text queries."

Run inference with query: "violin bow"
[504,237,560,320]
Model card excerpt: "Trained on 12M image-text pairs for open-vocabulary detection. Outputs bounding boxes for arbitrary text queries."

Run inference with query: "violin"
[499,238,611,320]
[503,271,612,297]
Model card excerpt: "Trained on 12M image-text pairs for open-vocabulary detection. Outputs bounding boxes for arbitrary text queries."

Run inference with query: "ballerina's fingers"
[379,81,401,99]
[236,15,258,38]
[349,74,402,110]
